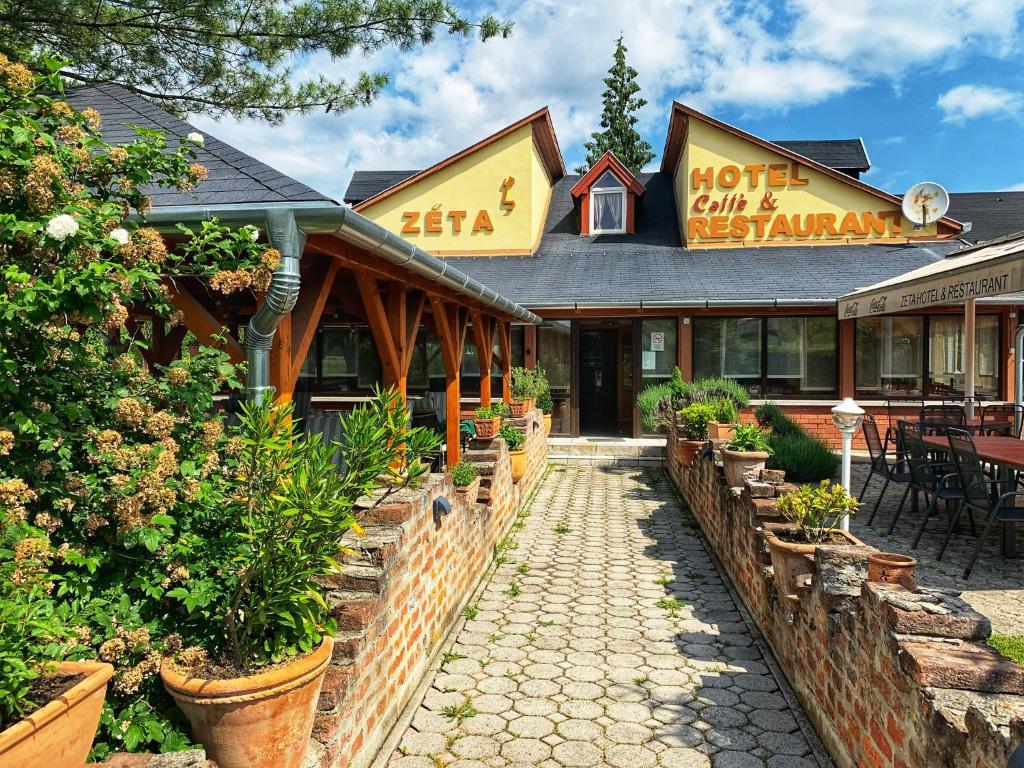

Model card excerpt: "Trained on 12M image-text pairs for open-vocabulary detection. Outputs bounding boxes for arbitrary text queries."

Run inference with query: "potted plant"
[720,423,772,487]
[867,552,917,591]
[474,404,502,439]
[449,460,481,506]
[0,525,113,768]
[499,423,527,482]
[676,402,716,464]
[510,366,538,417]
[160,391,437,768]
[534,367,553,435]
[708,398,739,441]
[764,481,863,598]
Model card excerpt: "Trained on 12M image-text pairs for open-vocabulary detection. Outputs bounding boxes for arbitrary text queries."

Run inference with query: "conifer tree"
[577,36,654,174]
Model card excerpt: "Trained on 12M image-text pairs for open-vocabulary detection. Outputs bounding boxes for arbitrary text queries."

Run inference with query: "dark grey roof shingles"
[344,170,422,204]
[65,83,335,208]
[947,192,1024,245]
[771,139,870,171]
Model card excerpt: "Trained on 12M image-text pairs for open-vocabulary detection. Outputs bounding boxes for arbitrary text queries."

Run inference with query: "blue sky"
[194,0,1024,201]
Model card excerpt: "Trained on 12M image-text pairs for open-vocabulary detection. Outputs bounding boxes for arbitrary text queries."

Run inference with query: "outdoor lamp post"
[832,398,865,532]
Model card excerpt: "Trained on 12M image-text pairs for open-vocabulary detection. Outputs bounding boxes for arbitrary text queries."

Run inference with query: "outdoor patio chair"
[885,396,922,452]
[942,427,1024,578]
[919,404,966,436]
[980,403,1024,438]
[859,414,912,525]
[895,420,966,546]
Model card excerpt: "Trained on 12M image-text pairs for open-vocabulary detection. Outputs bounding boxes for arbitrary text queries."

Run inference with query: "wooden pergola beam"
[290,255,340,382]
[355,271,402,392]
[163,279,244,364]
[470,310,496,407]
[431,297,469,464]
[497,320,513,404]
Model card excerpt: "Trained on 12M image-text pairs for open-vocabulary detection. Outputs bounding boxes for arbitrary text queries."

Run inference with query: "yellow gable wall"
[358,123,551,255]
[676,119,939,247]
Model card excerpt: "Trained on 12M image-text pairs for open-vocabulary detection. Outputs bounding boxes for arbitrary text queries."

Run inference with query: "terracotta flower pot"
[474,416,501,439]
[676,439,705,465]
[867,552,917,591]
[763,523,865,598]
[525,397,536,412]
[161,636,333,768]
[543,413,552,435]
[509,449,526,482]
[720,447,770,487]
[509,400,528,418]
[0,660,113,768]
[708,421,736,441]
[455,475,481,507]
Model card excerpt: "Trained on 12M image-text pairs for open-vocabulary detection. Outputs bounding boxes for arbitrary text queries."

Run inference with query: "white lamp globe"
[831,397,865,433]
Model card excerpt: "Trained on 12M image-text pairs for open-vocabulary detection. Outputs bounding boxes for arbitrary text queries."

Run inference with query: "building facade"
[343,102,1024,439]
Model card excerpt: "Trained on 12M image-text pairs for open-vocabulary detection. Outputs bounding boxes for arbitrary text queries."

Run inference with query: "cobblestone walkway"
[847,463,1024,636]
[385,466,821,768]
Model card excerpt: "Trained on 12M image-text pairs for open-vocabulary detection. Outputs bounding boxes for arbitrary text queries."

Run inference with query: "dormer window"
[590,171,627,234]
[570,151,646,236]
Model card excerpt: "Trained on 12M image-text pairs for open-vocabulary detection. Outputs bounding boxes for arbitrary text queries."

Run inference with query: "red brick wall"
[666,423,1024,768]
[739,404,925,450]
[310,410,548,768]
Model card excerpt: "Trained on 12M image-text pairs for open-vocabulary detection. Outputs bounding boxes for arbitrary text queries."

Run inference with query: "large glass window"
[855,314,1000,399]
[538,321,572,434]
[693,316,837,398]
[640,318,677,392]
[766,317,837,396]
[693,317,763,395]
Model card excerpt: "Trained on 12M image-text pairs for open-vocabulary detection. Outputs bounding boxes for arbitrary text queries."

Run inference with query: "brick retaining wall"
[666,419,1024,768]
[309,410,548,768]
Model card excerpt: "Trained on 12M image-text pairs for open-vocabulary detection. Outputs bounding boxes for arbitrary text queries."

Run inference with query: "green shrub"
[449,460,479,488]
[714,398,738,424]
[511,366,542,400]
[755,403,805,437]
[536,389,553,415]
[493,402,511,418]
[725,423,773,453]
[687,377,750,409]
[767,434,839,483]
[534,367,553,414]
[475,404,501,419]
[636,383,675,432]
[669,367,689,408]
[499,423,525,451]
[776,480,857,543]
[679,403,716,440]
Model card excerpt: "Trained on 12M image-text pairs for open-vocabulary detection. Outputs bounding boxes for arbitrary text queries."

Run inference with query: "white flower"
[109,228,130,245]
[185,132,204,146]
[247,227,260,242]
[45,214,79,241]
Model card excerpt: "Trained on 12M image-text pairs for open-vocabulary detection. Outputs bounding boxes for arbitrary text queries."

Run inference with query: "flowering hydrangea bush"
[0,58,288,754]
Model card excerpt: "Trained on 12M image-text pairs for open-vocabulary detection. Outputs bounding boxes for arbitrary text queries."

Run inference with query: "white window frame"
[590,189,627,235]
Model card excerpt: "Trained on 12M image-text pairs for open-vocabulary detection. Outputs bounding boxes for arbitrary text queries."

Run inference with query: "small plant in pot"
[676,402,716,465]
[720,423,773,487]
[509,366,539,417]
[764,481,863,598]
[499,423,527,483]
[0,523,113,768]
[534,366,553,434]
[449,460,481,506]
[474,404,503,439]
[707,398,739,441]
[159,390,434,768]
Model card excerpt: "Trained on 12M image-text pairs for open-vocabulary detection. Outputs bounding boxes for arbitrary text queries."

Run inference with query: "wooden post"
[471,311,496,408]
[290,256,339,386]
[163,280,244,364]
[355,271,402,395]
[497,321,513,404]
[431,297,468,465]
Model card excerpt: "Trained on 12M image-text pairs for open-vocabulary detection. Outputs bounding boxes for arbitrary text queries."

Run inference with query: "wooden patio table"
[922,434,1023,558]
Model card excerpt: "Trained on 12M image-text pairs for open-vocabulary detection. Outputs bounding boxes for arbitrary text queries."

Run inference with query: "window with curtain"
[765,317,837,396]
[855,314,1000,398]
[590,171,625,234]
[693,317,763,395]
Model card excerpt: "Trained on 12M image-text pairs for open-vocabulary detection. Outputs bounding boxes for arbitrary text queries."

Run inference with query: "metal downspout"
[1015,324,1024,436]
[246,208,303,403]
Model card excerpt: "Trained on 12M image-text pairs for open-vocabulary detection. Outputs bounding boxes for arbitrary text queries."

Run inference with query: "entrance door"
[579,329,619,434]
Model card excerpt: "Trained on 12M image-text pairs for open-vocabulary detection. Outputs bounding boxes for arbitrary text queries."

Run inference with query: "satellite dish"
[902,181,950,229]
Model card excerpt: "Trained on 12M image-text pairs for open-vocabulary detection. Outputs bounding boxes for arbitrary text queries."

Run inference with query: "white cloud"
[188,0,1024,200]
[936,84,1024,122]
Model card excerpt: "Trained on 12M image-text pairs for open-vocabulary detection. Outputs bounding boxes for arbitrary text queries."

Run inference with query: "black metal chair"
[896,420,964,545]
[885,396,922,452]
[920,404,966,436]
[980,403,1023,438]
[859,414,912,525]
[942,428,1024,578]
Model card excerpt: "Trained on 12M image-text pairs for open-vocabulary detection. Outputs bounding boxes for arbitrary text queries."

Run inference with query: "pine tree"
[577,36,654,175]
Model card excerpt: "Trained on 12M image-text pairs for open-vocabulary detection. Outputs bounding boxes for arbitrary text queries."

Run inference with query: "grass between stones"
[989,634,1024,664]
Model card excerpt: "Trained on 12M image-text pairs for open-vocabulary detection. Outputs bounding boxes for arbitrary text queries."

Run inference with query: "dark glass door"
[580,329,618,434]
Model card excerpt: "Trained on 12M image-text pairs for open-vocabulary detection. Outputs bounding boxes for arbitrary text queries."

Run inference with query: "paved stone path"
[385,466,821,768]
[847,463,1024,636]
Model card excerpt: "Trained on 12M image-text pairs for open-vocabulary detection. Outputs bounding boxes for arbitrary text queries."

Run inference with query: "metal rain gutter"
[136,202,541,326]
